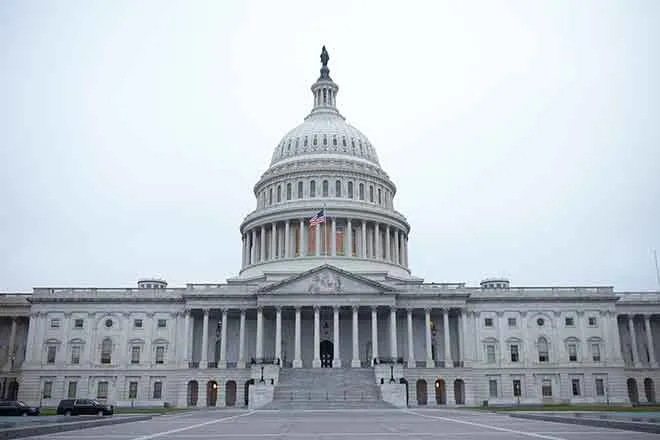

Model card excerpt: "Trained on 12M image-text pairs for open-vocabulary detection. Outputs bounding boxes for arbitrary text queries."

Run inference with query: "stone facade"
[1,48,659,408]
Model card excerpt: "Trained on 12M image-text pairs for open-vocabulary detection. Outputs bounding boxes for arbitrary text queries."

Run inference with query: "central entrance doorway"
[320,340,334,368]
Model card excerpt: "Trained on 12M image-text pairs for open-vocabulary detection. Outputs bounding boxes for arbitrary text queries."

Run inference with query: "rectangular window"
[268,187,273,204]
[486,344,496,363]
[310,181,316,197]
[588,316,597,326]
[510,345,519,362]
[71,346,81,364]
[378,188,382,205]
[565,317,575,326]
[484,318,493,327]
[286,183,291,200]
[335,180,341,197]
[128,381,138,399]
[156,346,165,364]
[568,343,578,362]
[131,346,140,364]
[157,319,167,328]
[74,319,84,329]
[97,381,108,399]
[591,343,601,362]
[50,319,60,328]
[47,345,56,364]
[489,379,498,398]
[297,181,303,199]
[571,379,581,396]
[153,381,163,399]
[513,379,522,397]
[347,182,353,199]
[134,319,143,328]
[276,185,281,202]
[43,381,52,399]
[359,183,364,200]
[322,180,328,197]
[542,379,552,397]
[369,185,374,202]
[508,317,517,327]
[595,378,605,396]
[67,381,77,399]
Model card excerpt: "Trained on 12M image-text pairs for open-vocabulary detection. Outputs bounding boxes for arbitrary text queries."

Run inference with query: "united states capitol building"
[2,48,659,409]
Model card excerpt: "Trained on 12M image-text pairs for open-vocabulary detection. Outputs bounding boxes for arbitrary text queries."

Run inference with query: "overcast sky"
[1,0,659,292]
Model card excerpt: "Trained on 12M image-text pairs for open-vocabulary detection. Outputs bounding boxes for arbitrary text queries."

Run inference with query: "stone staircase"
[262,368,394,409]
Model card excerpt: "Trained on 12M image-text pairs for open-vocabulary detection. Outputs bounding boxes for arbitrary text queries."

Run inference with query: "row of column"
[2,318,18,369]
[623,314,657,368]
[240,218,409,268]
[186,306,459,369]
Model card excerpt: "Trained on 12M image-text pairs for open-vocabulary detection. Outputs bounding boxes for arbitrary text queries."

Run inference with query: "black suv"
[56,399,114,416]
[0,400,40,416]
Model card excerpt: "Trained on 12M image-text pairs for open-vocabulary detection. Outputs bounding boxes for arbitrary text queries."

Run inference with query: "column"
[352,306,360,367]
[275,307,282,363]
[390,307,398,359]
[219,309,228,368]
[237,309,246,368]
[201,309,209,368]
[425,308,434,367]
[443,309,452,367]
[407,308,415,367]
[403,236,408,266]
[385,226,391,262]
[457,311,463,366]
[313,306,321,368]
[371,307,379,364]
[7,317,17,369]
[331,218,337,256]
[333,307,341,367]
[260,226,266,262]
[241,234,246,267]
[294,307,302,368]
[183,311,190,366]
[461,310,469,364]
[256,307,264,361]
[284,220,291,258]
[578,311,588,363]
[645,315,656,367]
[375,223,380,260]
[346,219,353,256]
[361,221,367,258]
[315,221,321,256]
[251,229,257,264]
[271,223,277,259]
[394,230,400,264]
[299,219,306,257]
[628,315,639,366]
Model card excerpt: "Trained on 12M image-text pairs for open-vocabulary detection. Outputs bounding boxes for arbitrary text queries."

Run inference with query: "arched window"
[310,181,316,197]
[347,182,354,199]
[538,337,549,363]
[335,180,341,197]
[369,185,374,202]
[378,188,382,205]
[286,183,292,201]
[100,338,112,364]
[276,185,281,203]
[359,183,365,200]
[322,180,329,197]
[268,188,273,205]
[297,181,303,199]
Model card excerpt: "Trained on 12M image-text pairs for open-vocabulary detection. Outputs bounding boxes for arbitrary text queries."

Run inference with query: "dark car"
[0,400,40,416]
[56,399,114,416]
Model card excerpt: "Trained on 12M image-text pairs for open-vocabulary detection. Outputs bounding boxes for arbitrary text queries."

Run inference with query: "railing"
[188,362,199,368]
[207,362,217,368]
[250,357,280,365]
[375,357,404,365]
[277,390,378,401]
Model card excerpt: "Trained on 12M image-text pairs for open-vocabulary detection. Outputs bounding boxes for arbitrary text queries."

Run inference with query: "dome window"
[297,181,303,199]
[269,188,273,205]
[323,135,327,146]
[313,135,318,147]
[351,139,356,152]
[322,180,329,197]
[347,181,354,199]
[310,181,316,197]
[333,136,337,146]
[287,140,291,153]
[342,137,347,148]
[378,188,382,205]
[286,183,292,200]
[369,185,374,202]
[304,137,308,147]
[359,183,365,200]
[335,180,342,197]
[277,185,282,203]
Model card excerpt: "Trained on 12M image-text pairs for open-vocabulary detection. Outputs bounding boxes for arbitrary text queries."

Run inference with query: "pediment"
[258,264,395,295]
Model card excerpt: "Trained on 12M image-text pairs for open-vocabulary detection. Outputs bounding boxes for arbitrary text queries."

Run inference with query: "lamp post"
[389,365,395,383]
[260,366,265,383]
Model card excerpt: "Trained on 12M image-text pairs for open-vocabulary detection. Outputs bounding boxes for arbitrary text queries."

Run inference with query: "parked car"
[0,400,40,416]
[56,399,114,416]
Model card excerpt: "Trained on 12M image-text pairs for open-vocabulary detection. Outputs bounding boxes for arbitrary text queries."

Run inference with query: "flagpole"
[654,249,660,290]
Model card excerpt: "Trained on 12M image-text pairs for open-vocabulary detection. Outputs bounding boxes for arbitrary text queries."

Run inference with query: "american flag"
[309,209,326,226]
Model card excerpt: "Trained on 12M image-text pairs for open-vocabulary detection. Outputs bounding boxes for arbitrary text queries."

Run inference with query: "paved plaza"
[19,408,660,440]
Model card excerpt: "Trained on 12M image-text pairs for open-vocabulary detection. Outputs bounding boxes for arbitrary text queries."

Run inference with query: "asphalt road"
[21,408,659,440]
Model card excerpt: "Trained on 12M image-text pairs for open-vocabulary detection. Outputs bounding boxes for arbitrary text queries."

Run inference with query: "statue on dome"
[320,46,329,67]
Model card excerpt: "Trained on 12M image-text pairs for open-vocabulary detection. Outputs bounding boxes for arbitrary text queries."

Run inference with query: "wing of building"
[2,47,659,409]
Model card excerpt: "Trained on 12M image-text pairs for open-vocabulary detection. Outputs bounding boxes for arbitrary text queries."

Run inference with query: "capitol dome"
[237,46,411,279]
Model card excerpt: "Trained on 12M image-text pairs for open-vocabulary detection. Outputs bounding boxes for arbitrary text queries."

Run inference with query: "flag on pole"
[309,209,326,226]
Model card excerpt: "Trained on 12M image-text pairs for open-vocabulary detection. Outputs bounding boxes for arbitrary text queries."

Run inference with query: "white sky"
[1,0,658,291]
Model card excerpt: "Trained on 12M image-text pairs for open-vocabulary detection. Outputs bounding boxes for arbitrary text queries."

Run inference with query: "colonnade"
[620,314,658,368]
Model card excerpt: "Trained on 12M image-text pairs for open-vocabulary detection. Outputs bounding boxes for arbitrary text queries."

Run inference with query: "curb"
[0,415,152,440]
[509,413,660,434]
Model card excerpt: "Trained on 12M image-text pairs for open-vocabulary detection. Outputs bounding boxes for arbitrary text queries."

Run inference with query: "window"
[513,379,522,397]
[134,319,143,328]
[157,319,167,328]
[378,188,382,205]
[276,185,281,202]
[347,181,353,199]
[50,319,60,328]
[286,183,291,200]
[536,318,545,327]
[484,318,493,327]
[510,344,519,362]
[538,338,549,362]
[595,378,605,396]
[486,344,496,363]
[67,381,77,399]
[369,185,374,202]
[156,346,165,364]
[101,338,112,364]
[488,379,498,397]
[508,317,517,327]
[153,381,163,399]
[74,319,84,329]
[97,381,108,399]
[47,345,56,364]
[131,346,140,364]
[588,316,598,326]
[568,343,578,362]
[104,318,113,328]
[297,181,303,199]
[310,181,316,197]
[71,345,80,364]
[591,343,601,362]
[322,180,328,197]
[571,378,581,396]
[542,379,552,397]
[268,188,273,205]
[359,183,364,200]
[43,381,52,399]
[128,381,138,399]
[335,180,341,197]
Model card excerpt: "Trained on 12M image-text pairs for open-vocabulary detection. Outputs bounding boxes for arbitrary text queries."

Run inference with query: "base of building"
[293,360,302,368]
[333,359,342,368]
[312,359,321,368]
[351,360,361,368]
